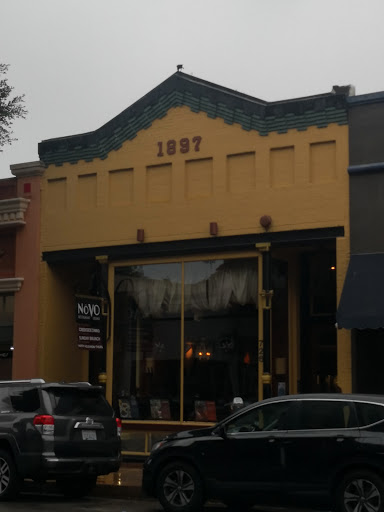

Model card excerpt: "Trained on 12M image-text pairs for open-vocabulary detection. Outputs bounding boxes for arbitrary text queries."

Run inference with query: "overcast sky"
[1,0,383,178]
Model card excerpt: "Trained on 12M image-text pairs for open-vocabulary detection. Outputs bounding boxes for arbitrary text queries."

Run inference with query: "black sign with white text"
[75,296,104,350]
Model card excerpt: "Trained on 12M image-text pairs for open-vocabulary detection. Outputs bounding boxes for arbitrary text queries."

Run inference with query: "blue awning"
[337,253,384,329]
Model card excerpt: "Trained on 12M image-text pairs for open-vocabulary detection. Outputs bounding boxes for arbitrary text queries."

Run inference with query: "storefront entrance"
[300,249,338,393]
[0,295,14,380]
[111,252,293,454]
[353,330,384,394]
[108,244,338,455]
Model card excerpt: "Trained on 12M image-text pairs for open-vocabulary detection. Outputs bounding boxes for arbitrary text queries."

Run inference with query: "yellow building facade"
[38,72,351,455]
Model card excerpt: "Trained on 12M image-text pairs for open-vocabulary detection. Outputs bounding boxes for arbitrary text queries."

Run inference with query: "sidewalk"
[94,462,144,498]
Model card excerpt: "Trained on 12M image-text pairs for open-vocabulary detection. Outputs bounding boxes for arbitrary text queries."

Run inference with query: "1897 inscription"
[157,136,202,156]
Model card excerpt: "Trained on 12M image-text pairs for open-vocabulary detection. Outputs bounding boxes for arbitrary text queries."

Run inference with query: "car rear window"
[299,400,358,429]
[48,387,113,416]
[9,386,41,413]
[355,402,384,427]
[0,387,11,413]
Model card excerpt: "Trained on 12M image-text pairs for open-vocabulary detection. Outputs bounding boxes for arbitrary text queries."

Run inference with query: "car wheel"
[336,470,384,512]
[57,476,97,498]
[156,461,205,512]
[0,449,20,501]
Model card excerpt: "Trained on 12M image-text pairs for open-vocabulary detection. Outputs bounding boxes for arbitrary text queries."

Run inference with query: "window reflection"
[226,402,292,433]
[113,263,181,421]
[113,258,259,423]
[184,259,258,422]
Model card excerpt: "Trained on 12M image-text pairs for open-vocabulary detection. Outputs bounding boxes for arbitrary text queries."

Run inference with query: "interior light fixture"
[185,347,193,359]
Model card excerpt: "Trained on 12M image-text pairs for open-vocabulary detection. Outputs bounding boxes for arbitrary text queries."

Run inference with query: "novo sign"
[75,296,104,350]
[77,302,101,321]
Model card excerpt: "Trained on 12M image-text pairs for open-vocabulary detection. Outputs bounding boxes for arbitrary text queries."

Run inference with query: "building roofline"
[38,71,349,167]
[10,161,46,178]
[347,91,384,106]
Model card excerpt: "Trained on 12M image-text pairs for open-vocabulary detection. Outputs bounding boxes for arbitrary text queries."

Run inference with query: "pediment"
[38,72,348,167]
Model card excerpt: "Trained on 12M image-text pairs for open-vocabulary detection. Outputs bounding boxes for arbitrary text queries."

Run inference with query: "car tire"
[156,461,205,512]
[0,449,20,501]
[336,469,384,512]
[57,476,97,499]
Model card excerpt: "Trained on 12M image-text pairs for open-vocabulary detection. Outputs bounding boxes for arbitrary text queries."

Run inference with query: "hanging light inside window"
[196,341,213,360]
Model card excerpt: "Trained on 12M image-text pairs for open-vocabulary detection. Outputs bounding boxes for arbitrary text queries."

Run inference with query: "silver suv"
[0,379,121,500]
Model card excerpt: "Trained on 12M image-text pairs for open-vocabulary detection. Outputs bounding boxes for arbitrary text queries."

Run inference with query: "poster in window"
[150,399,171,420]
[118,397,139,419]
[194,400,217,422]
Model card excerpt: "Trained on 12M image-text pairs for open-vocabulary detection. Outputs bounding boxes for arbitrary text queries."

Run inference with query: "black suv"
[143,393,384,512]
[0,379,121,500]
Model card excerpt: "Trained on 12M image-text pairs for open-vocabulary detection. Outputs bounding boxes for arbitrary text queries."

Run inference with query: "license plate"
[82,429,97,440]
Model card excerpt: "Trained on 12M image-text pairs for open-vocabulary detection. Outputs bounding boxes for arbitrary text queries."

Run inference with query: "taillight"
[116,418,122,437]
[33,414,55,435]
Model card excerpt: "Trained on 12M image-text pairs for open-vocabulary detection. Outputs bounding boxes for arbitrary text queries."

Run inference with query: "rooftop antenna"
[177,64,184,72]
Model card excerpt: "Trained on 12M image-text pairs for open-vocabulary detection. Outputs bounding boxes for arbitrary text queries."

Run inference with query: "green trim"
[39,72,348,167]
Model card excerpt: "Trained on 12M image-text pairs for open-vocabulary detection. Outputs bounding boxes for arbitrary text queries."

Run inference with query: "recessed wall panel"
[226,152,255,193]
[109,168,133,206]
[310,141,336,184]
[185,158,213,199]
[270,146,294,187]
[47,178,67,211]
[147,164,172,203]
[77,174,97,210]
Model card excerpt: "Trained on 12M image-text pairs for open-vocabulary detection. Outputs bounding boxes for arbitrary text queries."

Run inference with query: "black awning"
[42,226,344,264]
[337,253,384,329]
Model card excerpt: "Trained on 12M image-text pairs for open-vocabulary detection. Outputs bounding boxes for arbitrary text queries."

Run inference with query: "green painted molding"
[39,72,348,167]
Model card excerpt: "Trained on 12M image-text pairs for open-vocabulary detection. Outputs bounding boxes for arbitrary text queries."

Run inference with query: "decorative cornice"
[38,72,348,167]
[10,160,46,178]
[0,278,24,293]
[0,198,30,228]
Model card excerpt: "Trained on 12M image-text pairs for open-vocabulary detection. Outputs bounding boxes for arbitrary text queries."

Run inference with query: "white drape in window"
[119,263,258,317]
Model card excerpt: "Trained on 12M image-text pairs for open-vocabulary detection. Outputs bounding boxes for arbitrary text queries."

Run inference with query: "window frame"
[354,400,384,428]
[223,399,298,435]
[295,398,359,431]
[111,252,261,425]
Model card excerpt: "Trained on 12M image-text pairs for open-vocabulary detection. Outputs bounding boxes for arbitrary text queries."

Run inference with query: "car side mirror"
[214,424,227,439]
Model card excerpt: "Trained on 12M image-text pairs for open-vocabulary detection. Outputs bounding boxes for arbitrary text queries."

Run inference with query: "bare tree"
[0,64,27,151]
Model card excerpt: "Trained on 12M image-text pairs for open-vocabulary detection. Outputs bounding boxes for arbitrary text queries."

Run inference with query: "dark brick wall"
[349,103,384,165]
[350,172,384,253]
[0,178,17,200]
[349,100,384,253]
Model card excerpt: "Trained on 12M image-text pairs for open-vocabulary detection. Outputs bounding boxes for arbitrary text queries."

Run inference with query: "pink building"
[0,161,44,379]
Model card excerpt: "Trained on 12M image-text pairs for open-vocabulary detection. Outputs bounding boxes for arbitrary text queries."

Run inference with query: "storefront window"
[0,294,14,380]
[184,259,258,422]
[113,263,181,421]
[113,257,259,423]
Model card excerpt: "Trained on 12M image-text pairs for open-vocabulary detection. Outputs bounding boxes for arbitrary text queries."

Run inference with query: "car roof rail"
[0,378,46,384]
[69,381,92,386]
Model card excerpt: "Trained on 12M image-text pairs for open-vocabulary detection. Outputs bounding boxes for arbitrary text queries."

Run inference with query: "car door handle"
[336,436,346,442]
[268,437,276,443]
